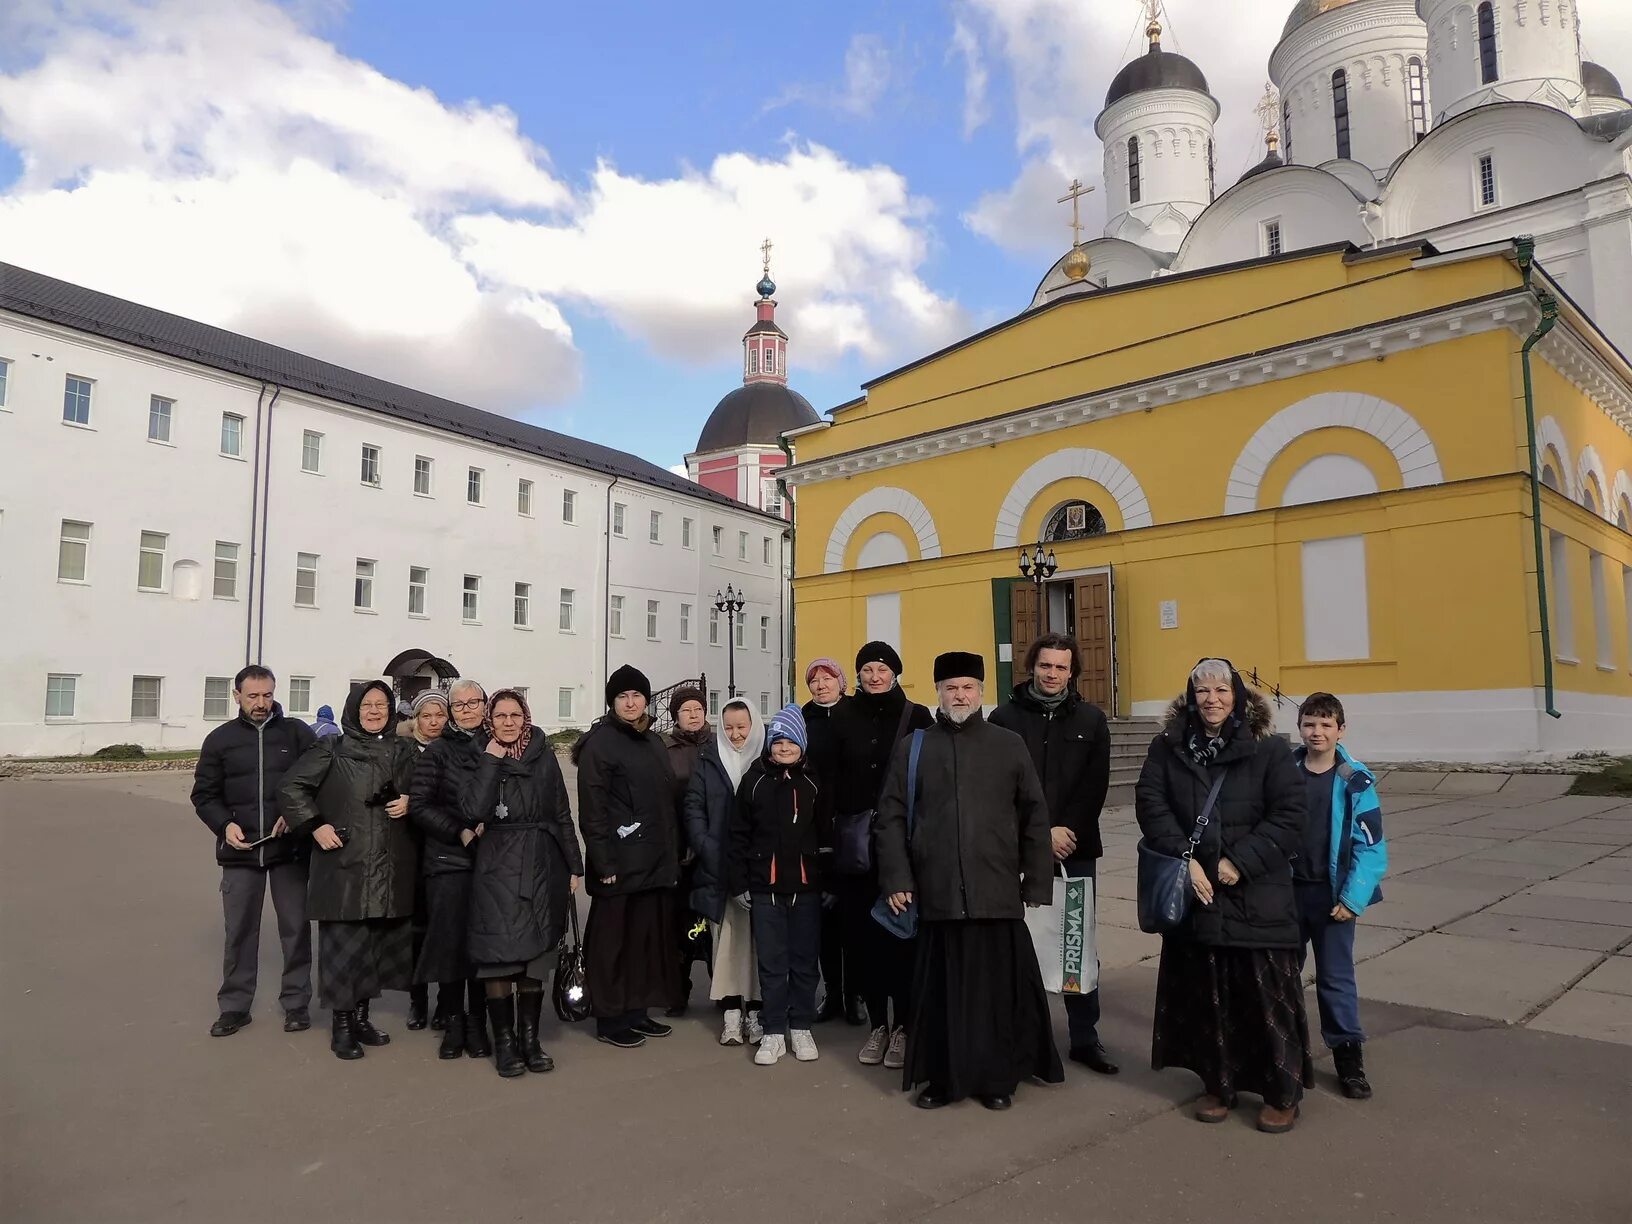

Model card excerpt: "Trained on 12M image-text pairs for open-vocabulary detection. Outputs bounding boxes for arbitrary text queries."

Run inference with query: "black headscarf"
[1183,659,1251,766]
[342,680,397,741]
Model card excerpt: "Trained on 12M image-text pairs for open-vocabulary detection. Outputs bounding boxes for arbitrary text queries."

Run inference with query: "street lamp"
[714,584,747,697]
[1017,542,1058,587]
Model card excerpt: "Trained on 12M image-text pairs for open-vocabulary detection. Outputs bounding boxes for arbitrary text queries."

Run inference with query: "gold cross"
[760,237,773,275]
[1254,81,1281,144]
[1144,0,1163,44]
[1057,178,1094,246]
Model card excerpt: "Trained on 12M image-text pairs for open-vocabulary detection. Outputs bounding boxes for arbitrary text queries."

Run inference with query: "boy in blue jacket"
[1293,692,1388,1100]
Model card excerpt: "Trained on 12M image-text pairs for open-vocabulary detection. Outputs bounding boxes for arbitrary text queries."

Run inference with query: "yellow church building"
[782,239,1632,762]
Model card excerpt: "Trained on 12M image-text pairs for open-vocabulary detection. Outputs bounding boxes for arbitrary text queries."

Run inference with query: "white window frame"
[559,587,575,633]
[737,531,749,561]
[562,489,577,524]
[1261,217,1283,258]
[0,358,10,409]
[708,690,721,717]
[45,673,78,720]
[295,552,319,608]
[131,675,163,721]
[735,613,746,649]
[138,530,167,592]
[762,478,784,516]
[203,676,233,721]
[759,692,770,717]
[354,558,376,611]
[1474,151,1498,210]
[58,519,91,583]
[408,565,428,616]
[760,615,771,651]
[710,606,721,646]
[63,374,93,427]
[682,518,695,549]
[462,574,481,624]
[649,510,662,543]
[414,455,434,497]
[680,602,692,643]
[557,687,574,720]
[360,443,381,487]
[514,581,531,629]
[287,676,314,715]
[762,536,772,565]
[712,525,723,556]
[612,503,627,537]
[148,396,174,444]
[213,541,239,600]
[517,479,533,517]
[467,467,485,506]
[646,599,660,641]
[301,430,323,474]
[219,412,245,458]
[610,594,625,638]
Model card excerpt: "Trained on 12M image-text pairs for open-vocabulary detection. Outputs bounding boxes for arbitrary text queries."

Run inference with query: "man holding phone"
[191,665,317,1037]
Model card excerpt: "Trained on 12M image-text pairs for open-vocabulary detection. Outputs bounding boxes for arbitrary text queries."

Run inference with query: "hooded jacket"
[1134,673,1305,950]
[1293,743,1388,916]
[988,683,1110,861]
[829,685,933,817]
[727,756,828,897]
[408,721,485,877]
[682,703,765,922]
[191,702,316,868]
[278,681,419,922]
[572,713,679,897]
[313,706,341,739]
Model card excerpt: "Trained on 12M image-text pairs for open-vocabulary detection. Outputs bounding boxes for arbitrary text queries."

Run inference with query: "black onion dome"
[1104,48,1211,108]
[1238,149,1285,183]
[696,383,818,452]
[1582,62,1625,100]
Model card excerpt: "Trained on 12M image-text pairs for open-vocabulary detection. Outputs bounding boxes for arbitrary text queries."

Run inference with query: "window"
[1477,2,1499,84]
[517,479,533,516]
[749,348,759,375]
[131,676,163,721]
[467,467,484,505]
[296,552,319,607]
[759,615,771,651]
[1207,138,1216,202]
[45,674,77,719]
[709,607,721,646]
[213,541,239,599]
[650,510,662,543]
[1263,219,1283,257]
[0,358,9,407]
[1477,153,1496,208]
[712,525,723,555]
[1591,553,1613,668]
[558,688,574,720]
[462,575,481,623]
[63,375,93,425]
[708,690,720,717]
[1331,69,1351,161]
[613,503,627,537]
[762,479,784,516]
[1549,532,1574,661]
[1127,137,1141,204]
[559,588,575,631]
[288,677,313,715]
[514,582,531,628]
[148,397,173,443]
[204,677,232,720]
[562,489,577,523]
[759,693,770,716]
[735,613,746,649]
[301,430,323,473]
[219,412,244,457]
[408,565,428,615]
[414,456,433,496]
[680,603,692,642]
[1302,536,1370,661]
[1282,97,1293,161]
[762,536,772,565]
[1408,57,1428,139]
[58,520,90,582]
[610,594,625,637]
[360,444,380,486]
[738,531,749,561]
[354,559,375,610]
[683,517,695,549]
[647,599,660,640]
[138,531,167,591]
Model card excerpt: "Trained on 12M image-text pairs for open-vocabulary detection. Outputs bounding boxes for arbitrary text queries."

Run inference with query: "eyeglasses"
[450,700,484,711]
[492,713,526,722]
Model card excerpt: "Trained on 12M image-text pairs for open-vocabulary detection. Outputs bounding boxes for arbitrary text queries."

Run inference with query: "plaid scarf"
[484,688,534,760]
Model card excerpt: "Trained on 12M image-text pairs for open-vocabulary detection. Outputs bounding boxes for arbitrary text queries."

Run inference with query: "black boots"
[406,984,428,1030]
[845,994,868,1026]
[516,990,555,1073]
[352,998,390,1046]
[488,996,526,1078]
[330,1010,363,1060]
[438,1012,466,1059]
[1334,1042,1372,1099]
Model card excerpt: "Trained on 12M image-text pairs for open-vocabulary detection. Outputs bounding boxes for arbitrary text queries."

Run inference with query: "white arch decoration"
[992,449,1153,549]
[823,487,942,574]
[1612,470,1632,531]
[1223,392,1444,515]
[1577,445,1612,520]
[1535,416,1579,501]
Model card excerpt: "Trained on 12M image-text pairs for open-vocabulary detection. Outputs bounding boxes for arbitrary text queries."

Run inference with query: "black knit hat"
[855,640,904,676]
[933,651,985,684]
[668,685,706,721]
[605,664,652,708]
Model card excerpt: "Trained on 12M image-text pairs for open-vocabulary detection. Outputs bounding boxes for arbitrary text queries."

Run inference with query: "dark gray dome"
[696,382,818,453]
[1104,48,1211,108]
[1583,61,1625,99]
[1238,149,1285,183]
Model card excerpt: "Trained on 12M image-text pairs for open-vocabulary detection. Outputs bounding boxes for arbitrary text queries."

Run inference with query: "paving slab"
[1359,932,1600,1021]
[1491,893,1632,928]
[1381,771,1447,794]
[1433,772,1512,796]
[1441,910,1632,952]
[1352,923,1416,964]
[1384,832,1505,871]
[1449,854,1574,881]
[1528,990,1632,1046]
[1096,895,1143,931]
[1527,879,1632,905]
[1576,957,1632,997]
[1559,861,1632,885]
[1361,877,1519,932]
[1390,865,1533,898]
[1373,794,1464,813]
[1094,923,1161,972]
[1543,819,1632,846]
[1489,774,1577,801]
[1473,840,1611,869]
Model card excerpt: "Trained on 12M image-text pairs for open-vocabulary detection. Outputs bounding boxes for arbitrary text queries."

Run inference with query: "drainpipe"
[602,476,620,701]
[777,436,797,701]
[1515,237,1562,720]
[244,382,270,666]
[254,385,280,664]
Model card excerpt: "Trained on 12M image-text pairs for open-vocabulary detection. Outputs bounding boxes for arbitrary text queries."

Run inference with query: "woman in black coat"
[661,686,712,1014]
[1135,658,1311,1133]
[279,680,418,1061]
[462,689,584,1078]
[572,665,681,1049]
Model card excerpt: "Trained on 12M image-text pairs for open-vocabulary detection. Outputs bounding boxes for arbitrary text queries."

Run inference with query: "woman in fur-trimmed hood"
[1135,658,1312,1135]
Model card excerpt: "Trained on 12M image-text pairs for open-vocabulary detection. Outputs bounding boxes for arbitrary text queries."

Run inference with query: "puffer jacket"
[191,703,315,868]
[278,682,419,922]
[409,724,485,877]
[989,683,1110,860]
[462,734,585,967]
[1135,685,1304,949]
[572,715,680,897]
[727,757,828,897]
[682,741,737,923]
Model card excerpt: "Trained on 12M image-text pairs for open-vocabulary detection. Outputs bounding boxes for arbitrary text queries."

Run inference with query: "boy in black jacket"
[729,704,828,1067]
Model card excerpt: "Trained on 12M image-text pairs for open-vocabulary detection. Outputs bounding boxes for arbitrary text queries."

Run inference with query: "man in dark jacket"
[190,665,317,1036]
[989,633,1117,1075]
[876,651,1063,1111]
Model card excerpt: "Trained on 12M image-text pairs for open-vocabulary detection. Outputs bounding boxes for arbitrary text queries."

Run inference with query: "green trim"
[991,577,1020,695]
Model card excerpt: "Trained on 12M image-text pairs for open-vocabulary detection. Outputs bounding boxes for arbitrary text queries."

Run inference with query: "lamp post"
[714,584,747,698]
[1017,542,1058,588]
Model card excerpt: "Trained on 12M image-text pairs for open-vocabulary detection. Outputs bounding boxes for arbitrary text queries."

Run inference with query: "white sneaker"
[745,1010,765,1045]
[754,1034,786,1066]
[790,1029,819,1062]
[720,1008,744,1046]
[883,1026,907,1070]
[858,1024,888,1065]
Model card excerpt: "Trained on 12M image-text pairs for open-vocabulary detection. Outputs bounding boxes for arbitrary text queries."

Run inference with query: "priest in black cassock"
[875,650,1064,1110]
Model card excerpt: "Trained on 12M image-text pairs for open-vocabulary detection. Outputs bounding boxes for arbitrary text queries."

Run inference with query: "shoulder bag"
[1136,769,1226,934]
[833,699,915,876]
[871,729,925,940]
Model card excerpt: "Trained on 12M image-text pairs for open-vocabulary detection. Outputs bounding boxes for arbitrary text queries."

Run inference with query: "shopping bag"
[1024,870,1096,995]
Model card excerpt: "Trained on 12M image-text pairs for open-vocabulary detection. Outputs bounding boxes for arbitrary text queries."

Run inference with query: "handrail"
[1243,666,1291,709]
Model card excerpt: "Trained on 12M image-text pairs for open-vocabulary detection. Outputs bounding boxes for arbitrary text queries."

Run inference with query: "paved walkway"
[1,770,1627,1224]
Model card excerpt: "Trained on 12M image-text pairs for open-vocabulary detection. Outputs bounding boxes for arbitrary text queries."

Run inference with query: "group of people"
[191,639,1388,1127]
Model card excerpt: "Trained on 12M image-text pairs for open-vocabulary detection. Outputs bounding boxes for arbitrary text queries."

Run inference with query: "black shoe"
[630,1017,672,1039]
[664,1003,689,1018]
[438,1012,466,1060]
[210,1011,251,1037]
[815,995,844,1024]
[1069,1042,1120,1076]
[283,1008,311,1033]
[516,991,555,1073]
[915,1085,949,1110]
[845,994,869,1027]
[429,993,451,1032]
[1334,1042,1372,1100]
[351,999,390,1047]
[330,1010,363,1060]
[979,1094,1013,1111]
[596,1029,648,1049]
[487,997,525,1078]
[464,1004,492,1060]
[406,986,428,1031]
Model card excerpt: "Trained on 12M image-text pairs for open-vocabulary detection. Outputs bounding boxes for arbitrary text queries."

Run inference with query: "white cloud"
[949,18,990,139]
[768,32,893,118]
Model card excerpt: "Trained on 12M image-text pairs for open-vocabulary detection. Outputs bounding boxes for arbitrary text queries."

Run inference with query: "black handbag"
[1136,771,1226,934]
[834,700,917,877]
[552,903,592,1023]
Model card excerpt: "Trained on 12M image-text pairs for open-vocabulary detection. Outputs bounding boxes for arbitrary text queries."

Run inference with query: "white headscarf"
[715,699,765,791]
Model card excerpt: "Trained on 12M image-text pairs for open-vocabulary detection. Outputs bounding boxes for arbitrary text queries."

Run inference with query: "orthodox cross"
[760,237,774,275]
[1255,82,1282,150]
[1057,178,1094,247]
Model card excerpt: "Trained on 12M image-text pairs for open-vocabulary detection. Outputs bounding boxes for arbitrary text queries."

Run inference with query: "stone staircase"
[1107,717,1162,808]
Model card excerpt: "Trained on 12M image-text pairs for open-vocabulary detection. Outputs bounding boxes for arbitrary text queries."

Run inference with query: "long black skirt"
[585,889,683,1019]
[318,917,413,1011]
[413,872,472,985]
[1151,937,1313,1110]
[903,919,1064,1100]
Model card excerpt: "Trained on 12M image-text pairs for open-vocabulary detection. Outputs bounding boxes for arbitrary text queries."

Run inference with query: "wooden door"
[1011,582,1041,686]
[1074,573,1113,710]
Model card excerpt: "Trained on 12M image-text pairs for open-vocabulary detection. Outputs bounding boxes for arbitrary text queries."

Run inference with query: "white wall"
[1096,88,1221,255]
[1421,0,1585,122]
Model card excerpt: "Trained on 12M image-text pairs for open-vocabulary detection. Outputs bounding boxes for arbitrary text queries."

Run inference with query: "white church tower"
[1418,0,1586,123]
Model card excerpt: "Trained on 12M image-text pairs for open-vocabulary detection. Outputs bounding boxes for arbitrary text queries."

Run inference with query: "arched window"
[1207,138,1216,202]
[1331,69,1351,160]
[1282,97,1294,160]
[1043,501,1107,543]
[1408,57,1428,139]
[1127,137,1141,204]
[1477,2,1499,84]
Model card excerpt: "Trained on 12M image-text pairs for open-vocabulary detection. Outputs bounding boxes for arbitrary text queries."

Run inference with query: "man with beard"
[875,651,1062,1110]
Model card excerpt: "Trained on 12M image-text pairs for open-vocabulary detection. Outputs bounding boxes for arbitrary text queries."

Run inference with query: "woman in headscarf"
[408,679,493,1061]
[403,690,448,1029]
[683,698,766,1046]
[1136,658,1311,1133]
[801,658,850,1023]
[662,687,712,1015]
[463,689,584,1077]
[279,680,418,1061]
[572,665,681,1049]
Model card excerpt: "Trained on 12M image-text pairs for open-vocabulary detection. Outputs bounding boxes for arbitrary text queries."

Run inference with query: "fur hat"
[933,651,985,684]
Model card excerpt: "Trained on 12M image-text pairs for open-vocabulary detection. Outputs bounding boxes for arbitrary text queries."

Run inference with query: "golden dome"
[1281,0,1367,40]
[1063,245,1092,282]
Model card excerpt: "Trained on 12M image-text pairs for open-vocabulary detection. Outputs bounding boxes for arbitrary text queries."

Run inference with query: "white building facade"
[0,264,789,757]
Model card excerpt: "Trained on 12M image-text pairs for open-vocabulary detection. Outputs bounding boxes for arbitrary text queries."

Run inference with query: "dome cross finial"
[1255,81,1281,149]
[760,236,773,277]
[1144,0,1163,49]
[757,236,777,300]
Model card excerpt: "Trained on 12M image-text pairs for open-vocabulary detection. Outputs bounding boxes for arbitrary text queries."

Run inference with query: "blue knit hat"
[765,703,808,754]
